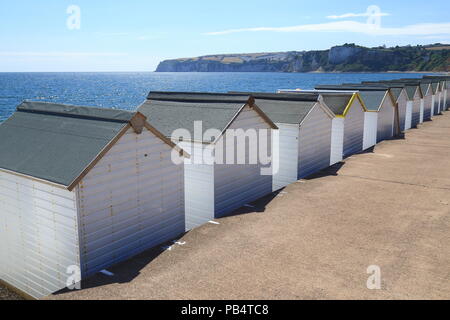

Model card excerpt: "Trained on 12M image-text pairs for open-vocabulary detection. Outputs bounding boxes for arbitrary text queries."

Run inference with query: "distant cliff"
[156,44,450,73]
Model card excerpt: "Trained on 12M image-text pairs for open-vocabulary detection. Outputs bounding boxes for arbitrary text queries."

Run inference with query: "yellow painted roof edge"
[342,92,368,117]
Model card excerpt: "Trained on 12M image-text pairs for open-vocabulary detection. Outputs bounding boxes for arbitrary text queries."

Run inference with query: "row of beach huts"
[0,74,449,299]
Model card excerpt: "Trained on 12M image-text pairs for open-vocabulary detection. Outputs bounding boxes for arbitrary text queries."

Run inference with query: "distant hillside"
[156,44,450,73]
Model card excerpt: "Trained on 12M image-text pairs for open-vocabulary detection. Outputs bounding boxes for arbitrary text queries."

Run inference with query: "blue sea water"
[0,72,435,122]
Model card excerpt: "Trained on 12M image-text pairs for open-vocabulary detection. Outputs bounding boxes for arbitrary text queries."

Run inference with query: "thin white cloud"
[205,21,450,36]
[327,5,390,19]
[327,12,389,19]
[0,52,127,57]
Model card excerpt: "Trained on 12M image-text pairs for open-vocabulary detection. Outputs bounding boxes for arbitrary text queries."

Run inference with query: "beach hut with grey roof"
[423,76,450,111]
[362,81,423,127]
[398,79,441,117]
[356,89,397,142]
[139,92,277,230]
[0,101,187,299]
[427,81,442,115]
[283,89,367,163]
[231,92,335,191]
[343,82,412,131]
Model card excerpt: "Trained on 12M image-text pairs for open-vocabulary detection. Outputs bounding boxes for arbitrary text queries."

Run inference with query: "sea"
[0,72,436,122]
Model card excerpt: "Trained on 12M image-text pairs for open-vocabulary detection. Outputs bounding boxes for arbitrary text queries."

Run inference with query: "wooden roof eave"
[213,98,278,145]
[379,90,396,112]
[66,112,190,191]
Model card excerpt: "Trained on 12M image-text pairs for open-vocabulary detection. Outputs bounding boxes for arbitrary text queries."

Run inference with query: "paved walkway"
[49,111,450,300]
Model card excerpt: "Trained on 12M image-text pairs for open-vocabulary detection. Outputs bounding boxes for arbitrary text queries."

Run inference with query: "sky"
[0,0,449,72]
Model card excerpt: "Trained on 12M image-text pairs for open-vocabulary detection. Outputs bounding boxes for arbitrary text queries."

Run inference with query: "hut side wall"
[77,127,185,277]
[272,123,299,191]
[342,99,365,158]
[397,91,408,132]
[405,101,413,130]
[431,95,436,117]
[330,117,344,165]
[181,141,215,231]
[298,104,333,179]
[444,87,448,110]
[377,95,395,142]
[423,94,433,120]
[419,99,424,124]
[214,105,273,218]
[411,91,421,127]
[363,112,378,150]
[0,172,80,299]
[444,88,448,110]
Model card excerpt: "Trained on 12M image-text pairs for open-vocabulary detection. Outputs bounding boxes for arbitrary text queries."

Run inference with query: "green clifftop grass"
[156,44,449,72]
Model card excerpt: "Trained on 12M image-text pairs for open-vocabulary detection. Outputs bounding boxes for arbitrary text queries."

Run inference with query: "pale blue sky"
[1,0,449,71]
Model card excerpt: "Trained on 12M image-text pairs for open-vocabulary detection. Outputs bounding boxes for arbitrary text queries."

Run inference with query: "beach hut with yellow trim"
[283,89,368,163]
[322,92,370,159]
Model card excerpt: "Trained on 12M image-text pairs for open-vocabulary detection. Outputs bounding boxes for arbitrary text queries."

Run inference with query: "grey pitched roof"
[229,91,320,102]
[394,79,441,94]
[359,81,416,101]
[430,82,439,94]
[423,76,450,88]
[420,83,432,96]
[390,88,403,101]
[0,101,135,187]
[315,84,389,91]
[404,86,418,99]
[139,92,262,143]
[227,92,321,124]
[320,93,354,115]
[358,91,388,111]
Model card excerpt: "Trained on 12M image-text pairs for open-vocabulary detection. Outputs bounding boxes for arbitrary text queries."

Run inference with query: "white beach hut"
[424,76,450,111]
[419,82,434,120]
[376,82,423,128]
[356,90,396,142]
[0,101,187,299]
[312,88,369,161]
[240,93,335,190]
[139,92,277,231]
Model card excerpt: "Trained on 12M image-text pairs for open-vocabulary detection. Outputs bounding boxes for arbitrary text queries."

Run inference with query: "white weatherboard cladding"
[363,112,378,150]
[423,94,433,120]
[214,106,273,217]
[444,88,448,110]
[272,124,299,191]
[77,128,185,276]
[431,95,436,117]
[330,117,344,165]
[405,101,413,130]
[182,105,273,229]
[411,93,421,127]
[397,91,408,132]
[443,88,447,110]
[298,104,333,179]
[437,92,442,114]
[419,99,424,123]
[376,95,395,142]
[342,100,365,158]
[180,141,215,230]
[0,172,80,299]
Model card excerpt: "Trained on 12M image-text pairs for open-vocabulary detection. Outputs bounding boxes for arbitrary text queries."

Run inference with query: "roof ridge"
[147,91,251,104]
[17,101,135,123]
[229,91,320,102]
